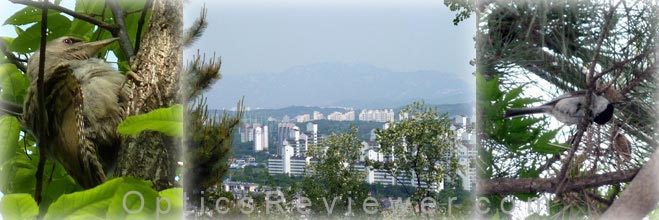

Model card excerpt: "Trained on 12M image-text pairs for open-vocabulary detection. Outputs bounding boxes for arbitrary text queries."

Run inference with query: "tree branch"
[477,168,639,195]
[34,0,49,205]
[133,0,153,54]
[537,154,560,174]
[9,0,119,33]
[601,146,659,220]
[107,0,135,59]
[584,190,612,207]
[0,40,27,73]
[555,2,621,196]
[0,100,23,117]
[619,60,658,96]
[593,47,655,81]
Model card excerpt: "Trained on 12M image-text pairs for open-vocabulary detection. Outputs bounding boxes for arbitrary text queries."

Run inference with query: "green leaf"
[75,0,107,16]
[118,0,148,12]
[3,6,57,26]
[1,136,37,195]
[0,193,39,220]
[14,26,25,36]
[44,178,157,220]
[0,115,21,162]
[157,188,183,220]
[503,84,525,102]
[117,104,183,137]
[10,14,71,54]
[0,63,29,103]
[533,142,570,155]
[67,19,95,39]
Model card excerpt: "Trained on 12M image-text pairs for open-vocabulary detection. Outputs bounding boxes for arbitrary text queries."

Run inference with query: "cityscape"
[222,106,477,204]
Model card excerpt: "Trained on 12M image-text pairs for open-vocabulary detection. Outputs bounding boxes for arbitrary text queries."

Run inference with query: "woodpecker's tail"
[504,107,547,118]
[74,85,106,189]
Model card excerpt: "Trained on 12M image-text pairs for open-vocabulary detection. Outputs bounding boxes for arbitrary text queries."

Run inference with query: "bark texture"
[601,148,659,220]
[115,0,182,190]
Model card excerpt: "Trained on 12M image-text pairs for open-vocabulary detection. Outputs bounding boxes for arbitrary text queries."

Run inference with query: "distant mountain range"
[207,62,475,110]
[213,103,474,123]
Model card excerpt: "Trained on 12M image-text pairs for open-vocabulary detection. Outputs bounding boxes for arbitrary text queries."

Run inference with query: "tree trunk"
[115,0,183,191]
[601,148,659,220]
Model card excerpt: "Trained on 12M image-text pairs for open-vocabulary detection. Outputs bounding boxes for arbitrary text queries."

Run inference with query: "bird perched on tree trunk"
[23,36,129,189]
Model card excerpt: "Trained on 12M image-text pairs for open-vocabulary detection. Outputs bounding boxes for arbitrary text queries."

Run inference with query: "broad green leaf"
[156,188,183,220]
[10,14,72,54]
[0,115,21,191]
[69,0,107,39]
[0,115,20,162]
[9,21,40,53]
[1,142,37,194]
[14,26,25,36]
[0,38,13,64]
[0,193,38,220]
[117,104,183,137]
[39,163,82,214]
[0,63,29,103]
[67,19,95,39]
[0,138,78,207]
[119,0,148,12]
[3,6,59,26]
[75,0,106,16]
[44,177,156,220]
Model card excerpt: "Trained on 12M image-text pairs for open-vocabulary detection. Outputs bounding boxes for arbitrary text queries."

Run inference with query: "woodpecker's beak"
[75,38,118,57]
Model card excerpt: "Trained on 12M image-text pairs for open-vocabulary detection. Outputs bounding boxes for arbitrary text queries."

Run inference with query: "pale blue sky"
[182,0,476,75]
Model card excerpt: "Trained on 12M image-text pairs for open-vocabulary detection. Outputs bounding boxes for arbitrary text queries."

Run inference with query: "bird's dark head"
[593,103,614,125]
[46,37,118,60]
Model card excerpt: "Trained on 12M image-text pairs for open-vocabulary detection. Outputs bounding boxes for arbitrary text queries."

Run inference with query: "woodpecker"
[23,36,129,189]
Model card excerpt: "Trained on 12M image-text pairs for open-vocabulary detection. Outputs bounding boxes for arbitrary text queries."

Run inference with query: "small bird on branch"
[23,36,129,189]
[504,90,615,125]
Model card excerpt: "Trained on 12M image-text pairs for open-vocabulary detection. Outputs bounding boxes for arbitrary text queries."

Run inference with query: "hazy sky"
[183,1,476,74]
[1,1,477,109]
[182,0,477,109]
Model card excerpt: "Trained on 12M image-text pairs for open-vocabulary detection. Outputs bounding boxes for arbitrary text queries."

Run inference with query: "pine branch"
[593,47,656,81]
[619,60,658,96]
[183,7,208,48]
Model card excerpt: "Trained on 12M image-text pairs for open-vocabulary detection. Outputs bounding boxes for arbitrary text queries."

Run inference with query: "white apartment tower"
[313,111,324,120]
[240,123,269,152]
[254,126,263,151]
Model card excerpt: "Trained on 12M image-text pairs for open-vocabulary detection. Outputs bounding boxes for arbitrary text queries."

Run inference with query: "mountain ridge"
[208,62,475,109]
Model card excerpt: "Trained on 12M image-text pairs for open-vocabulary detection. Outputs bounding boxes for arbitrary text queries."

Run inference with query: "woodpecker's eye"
[63,38,80,45]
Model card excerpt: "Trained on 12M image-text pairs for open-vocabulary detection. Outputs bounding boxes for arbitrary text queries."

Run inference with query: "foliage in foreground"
[0,177,182,220]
